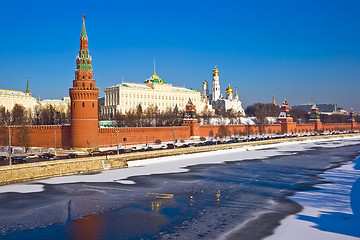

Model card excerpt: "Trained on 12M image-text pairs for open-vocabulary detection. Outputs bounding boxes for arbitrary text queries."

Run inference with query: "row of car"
[2,131,357,165]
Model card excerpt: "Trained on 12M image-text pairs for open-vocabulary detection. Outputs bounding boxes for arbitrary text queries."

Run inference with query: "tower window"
[89,76,90,79]
[92,102,94,107]
[90,83,92,89]
[82,102,85,107]
[82,83,85,88]
[83,76,85,79]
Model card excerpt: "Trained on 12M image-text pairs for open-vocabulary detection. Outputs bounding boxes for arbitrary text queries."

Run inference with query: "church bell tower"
[69,15,99,150]
[212,65,220,101]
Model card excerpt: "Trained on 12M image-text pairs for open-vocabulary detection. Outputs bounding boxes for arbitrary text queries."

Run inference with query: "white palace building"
[102,69,206,117]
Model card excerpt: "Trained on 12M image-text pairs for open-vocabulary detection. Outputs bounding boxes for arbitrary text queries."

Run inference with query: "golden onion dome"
[203,80,208,85]
[213,65,219,76]
[226,84,233,94]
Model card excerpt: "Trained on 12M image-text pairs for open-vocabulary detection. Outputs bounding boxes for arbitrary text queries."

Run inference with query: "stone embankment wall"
[1,133,359,185]
[0,156,127,185]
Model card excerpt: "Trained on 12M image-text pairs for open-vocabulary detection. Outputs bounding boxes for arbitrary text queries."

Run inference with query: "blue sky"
[0,0,359,111]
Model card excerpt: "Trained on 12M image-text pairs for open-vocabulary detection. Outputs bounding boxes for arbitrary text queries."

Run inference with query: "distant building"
[39,97,70,113]
[102,68,206,117]
[0,79,38,111]
[201,66,245,114]
[292,103,345,115]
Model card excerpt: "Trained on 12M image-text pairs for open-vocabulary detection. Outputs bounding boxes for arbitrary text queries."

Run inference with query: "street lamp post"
[116,130,119,154]
[8,126,11,166]
[173,126,176,144]
[54,125,57,156]
[124,126,127,150]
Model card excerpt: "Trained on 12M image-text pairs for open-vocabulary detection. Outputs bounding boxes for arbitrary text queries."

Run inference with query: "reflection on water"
[70,215,102,240]
[215,189,221,202]
[149,193,174,213]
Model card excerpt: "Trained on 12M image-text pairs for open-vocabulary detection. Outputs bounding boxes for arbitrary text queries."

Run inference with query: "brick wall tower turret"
[182,98,200,139]
[309,104,322,132]
[278,98,296,134]
[349,108,356,131]
[69,15,99,150]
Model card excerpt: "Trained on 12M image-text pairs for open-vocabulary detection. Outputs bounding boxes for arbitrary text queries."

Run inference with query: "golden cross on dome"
[82,14,86,20]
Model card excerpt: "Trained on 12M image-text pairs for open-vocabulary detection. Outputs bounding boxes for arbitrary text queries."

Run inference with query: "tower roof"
[282,98,288,106]
[26,77,30,94]
[81,15,87,38]
[213,65,219,76]
[311,104,318,110]
[226,84,233,94]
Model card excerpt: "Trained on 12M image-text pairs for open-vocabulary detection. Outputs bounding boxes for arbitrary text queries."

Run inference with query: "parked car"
[90,151,103,156]
[41,153,56,159]
[27,154,39,159]
[0,156,7,161]
[167,143,175,149]
[11,156,28,164]
[67,153,78,159]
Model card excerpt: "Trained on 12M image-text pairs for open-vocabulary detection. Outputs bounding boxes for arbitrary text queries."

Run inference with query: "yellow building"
[0,80,38,111]
[103,71,206,117]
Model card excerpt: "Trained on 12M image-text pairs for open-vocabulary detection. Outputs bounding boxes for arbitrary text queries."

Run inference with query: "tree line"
[105,104,185,127]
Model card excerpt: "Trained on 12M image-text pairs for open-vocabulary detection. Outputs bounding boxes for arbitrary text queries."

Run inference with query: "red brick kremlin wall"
[98,126,190,148]
[2,121,359,149]
[1,125,71,149]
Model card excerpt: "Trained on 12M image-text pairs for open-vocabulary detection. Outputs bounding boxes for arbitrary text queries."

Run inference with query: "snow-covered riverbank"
[265,152,360,240]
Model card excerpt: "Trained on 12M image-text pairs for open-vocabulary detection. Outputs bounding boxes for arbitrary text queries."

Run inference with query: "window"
[92,102,94,108]
[83,76,85,79]
[82,102,85,107]
[90,83,92,89]
[82,83,85,88]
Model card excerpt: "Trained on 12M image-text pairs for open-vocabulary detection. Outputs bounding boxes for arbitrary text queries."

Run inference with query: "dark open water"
[0,141,359,240]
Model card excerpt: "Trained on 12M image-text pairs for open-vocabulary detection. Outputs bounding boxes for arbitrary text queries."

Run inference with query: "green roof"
[81,16,87,38]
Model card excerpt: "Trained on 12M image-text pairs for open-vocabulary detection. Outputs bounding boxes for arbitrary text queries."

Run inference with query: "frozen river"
[0,137,359,240]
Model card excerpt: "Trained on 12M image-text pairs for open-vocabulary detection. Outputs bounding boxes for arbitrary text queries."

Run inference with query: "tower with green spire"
[26,77,31,95]
[69,15,99,150]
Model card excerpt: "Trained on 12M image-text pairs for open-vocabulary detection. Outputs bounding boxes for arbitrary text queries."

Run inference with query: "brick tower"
[69,15,99,150]
[182,98,200,139]
[309,104,322,131]
[278,98,296,134]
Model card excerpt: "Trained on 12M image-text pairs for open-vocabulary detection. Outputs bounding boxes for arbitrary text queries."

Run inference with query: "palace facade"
[0,79,38,111]
[102,70,206,117]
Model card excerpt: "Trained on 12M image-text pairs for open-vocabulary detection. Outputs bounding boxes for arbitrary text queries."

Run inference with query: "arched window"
[83,76,85,79]
[88,76,91,79]
[92,102,94,108]
[90,83,92,89]
[82,102,85,107]
[73,102,75,108]
[82,83,85,88]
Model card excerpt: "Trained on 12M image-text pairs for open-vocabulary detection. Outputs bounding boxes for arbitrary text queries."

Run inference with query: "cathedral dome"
[213,65,219,76]
[226,84,233,94]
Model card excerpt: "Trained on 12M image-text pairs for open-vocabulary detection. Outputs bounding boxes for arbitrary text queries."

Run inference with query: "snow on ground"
[265,152,360,240]
[1,136,360,195]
